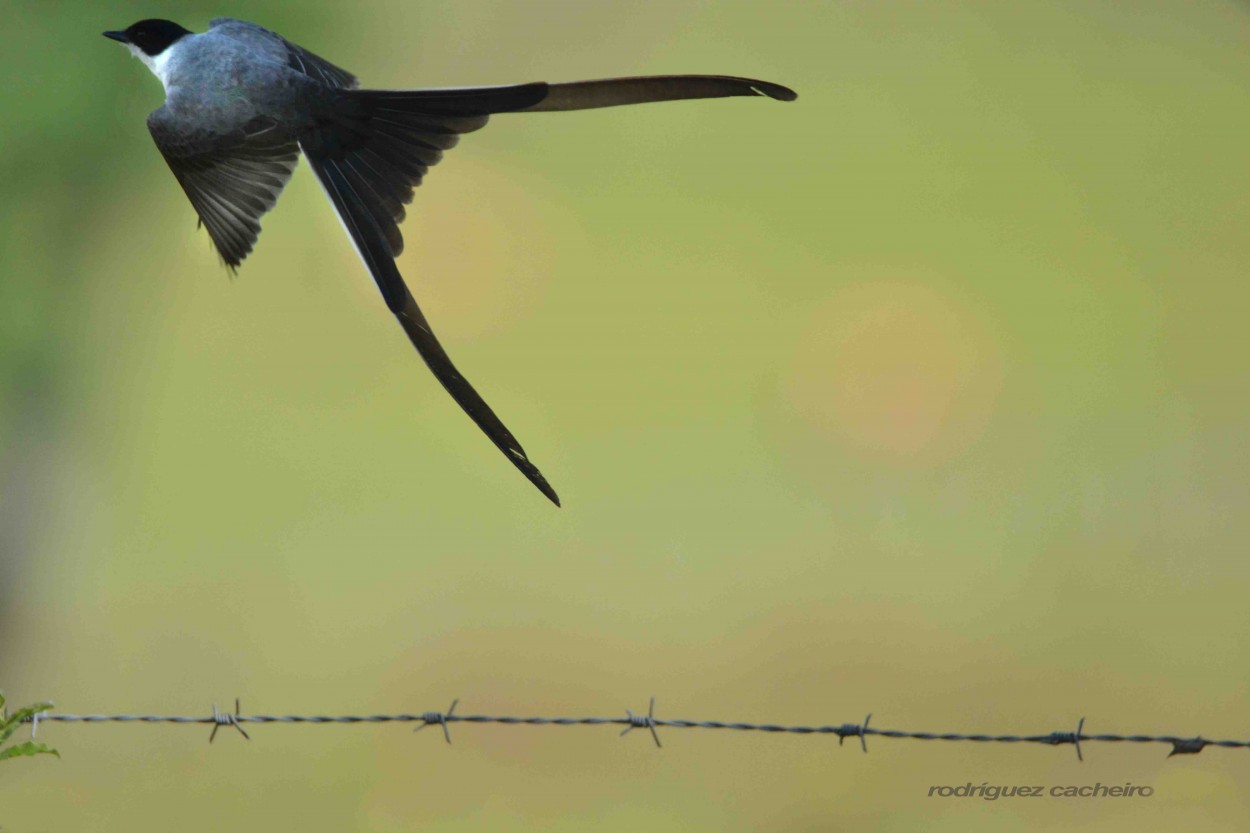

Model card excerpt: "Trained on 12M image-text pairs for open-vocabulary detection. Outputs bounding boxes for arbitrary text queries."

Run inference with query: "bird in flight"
[104,18,796,506]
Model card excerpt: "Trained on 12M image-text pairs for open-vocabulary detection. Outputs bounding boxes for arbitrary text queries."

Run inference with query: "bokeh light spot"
[784,275,1004,466]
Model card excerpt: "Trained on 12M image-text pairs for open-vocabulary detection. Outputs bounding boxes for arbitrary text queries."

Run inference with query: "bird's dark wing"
[303,84,549,288]
[147,110,299,268]
[281,38,359,89]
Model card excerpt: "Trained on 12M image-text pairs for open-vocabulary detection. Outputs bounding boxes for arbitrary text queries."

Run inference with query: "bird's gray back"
[158,20,331,133]
[210,18,359,90]
[207,17,296,54]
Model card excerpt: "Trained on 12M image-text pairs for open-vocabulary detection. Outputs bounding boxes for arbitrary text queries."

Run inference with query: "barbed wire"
[9,697,1241,760]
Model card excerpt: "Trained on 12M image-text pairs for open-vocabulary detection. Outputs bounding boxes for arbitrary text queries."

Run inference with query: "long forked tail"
[521,74,797,111]
[301,83,562,504]
[299,75,794,504]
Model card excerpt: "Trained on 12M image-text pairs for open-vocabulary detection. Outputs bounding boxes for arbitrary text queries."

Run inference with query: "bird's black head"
[103,19,191,57]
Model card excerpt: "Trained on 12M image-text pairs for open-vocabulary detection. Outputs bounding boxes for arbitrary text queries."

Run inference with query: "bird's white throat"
[126,43,176,90]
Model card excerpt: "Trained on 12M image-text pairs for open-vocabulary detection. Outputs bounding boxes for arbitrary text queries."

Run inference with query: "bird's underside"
[148,33,796,505]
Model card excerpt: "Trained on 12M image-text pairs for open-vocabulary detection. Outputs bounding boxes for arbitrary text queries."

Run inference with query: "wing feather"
[147,112,299,268]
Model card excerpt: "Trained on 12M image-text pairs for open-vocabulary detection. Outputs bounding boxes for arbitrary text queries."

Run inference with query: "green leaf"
[0,695,57,762]
[0,741,59,761]
[0,690,57,760]
[5,703,54,727]
[0,702,53,742]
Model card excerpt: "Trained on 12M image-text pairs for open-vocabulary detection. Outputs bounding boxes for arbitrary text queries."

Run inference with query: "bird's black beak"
[103,30,130,44]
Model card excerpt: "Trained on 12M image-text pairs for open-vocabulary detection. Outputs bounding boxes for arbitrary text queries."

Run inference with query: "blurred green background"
[3,0,1250,829]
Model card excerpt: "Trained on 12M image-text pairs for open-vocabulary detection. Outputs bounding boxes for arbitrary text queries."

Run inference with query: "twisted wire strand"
[14,700,1241,759]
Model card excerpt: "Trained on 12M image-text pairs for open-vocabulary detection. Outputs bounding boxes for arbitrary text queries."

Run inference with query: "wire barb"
[836,714,871,753]
[30,706,48,739]
[209,699,250,743]
[621,697,661,748]
[415,699,458,744]
[1169,736,1207,757]
[1041,716,1085,761]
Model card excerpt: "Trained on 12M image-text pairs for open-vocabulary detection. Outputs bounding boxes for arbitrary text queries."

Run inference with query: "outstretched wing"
[301,84,548,306]
[147,110,299,268]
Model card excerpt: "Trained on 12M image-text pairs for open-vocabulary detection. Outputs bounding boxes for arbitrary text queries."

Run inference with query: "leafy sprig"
[0,691,58,762]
